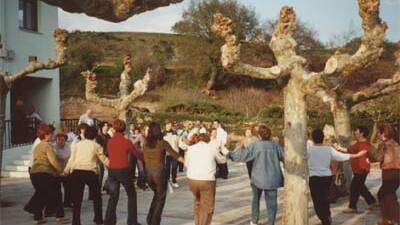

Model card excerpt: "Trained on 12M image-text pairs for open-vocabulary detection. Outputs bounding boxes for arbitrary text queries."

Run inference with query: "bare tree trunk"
[283,77,308,225]
[206,65,219,90]
[332,101,353,190]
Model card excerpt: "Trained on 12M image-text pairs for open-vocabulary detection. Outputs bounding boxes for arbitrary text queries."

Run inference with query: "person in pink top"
[376,123,400,225]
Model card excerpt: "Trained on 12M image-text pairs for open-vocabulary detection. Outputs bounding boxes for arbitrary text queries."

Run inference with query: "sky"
[59,0,400,44]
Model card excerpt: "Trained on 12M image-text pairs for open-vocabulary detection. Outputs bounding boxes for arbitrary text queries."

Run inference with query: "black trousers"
[58,176,73,206]
[105,168,139,225]
[165,155,178,183]
[27,173,64,221]
[146,169,167,225]
[309,176,333,225]
[216,163,229,179]
[246,160,253,179]
[71,170,103,225]
[349,172,376,209]
[178,149,185,172]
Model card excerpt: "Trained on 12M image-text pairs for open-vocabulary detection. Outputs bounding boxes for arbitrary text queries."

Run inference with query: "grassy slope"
[60,32,398,133]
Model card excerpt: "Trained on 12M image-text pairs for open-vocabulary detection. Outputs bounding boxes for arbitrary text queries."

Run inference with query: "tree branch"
[119,68,152,111]
[212,13,284,80]
[4,29,68,86]
[269,6,307,68]
[81,71,121,108]
[349,41,400,106]
[119,55,133,97]
[323,0,387,77]
[41,0,184,23]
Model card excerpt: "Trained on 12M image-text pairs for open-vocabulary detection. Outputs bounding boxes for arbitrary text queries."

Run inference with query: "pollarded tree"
[172,0,261,91]
[211,0,390,224]
[81,55,153,121]
[0,29,69,176]
[40,0,184,22]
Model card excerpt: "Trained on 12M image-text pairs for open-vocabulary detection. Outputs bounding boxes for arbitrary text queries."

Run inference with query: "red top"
[107,133,143,169]
[349,140,371,174]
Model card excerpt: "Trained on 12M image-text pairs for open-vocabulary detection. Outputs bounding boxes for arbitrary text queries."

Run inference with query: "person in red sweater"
[105,119,143,225]
[344,126,377,213]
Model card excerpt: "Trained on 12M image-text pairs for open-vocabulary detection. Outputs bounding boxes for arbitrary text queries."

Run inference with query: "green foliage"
[172,0,261,88]
[68,39,104,70]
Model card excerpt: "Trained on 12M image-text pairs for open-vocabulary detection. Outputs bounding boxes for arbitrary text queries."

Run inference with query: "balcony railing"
[3,118,38,149]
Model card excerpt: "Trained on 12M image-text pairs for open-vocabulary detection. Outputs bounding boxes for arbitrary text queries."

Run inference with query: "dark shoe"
[24,205,35,214]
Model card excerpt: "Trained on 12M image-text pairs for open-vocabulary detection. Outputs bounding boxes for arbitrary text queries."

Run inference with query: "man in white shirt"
[213,120,229,179]
[163,121,180,188]
[78,109,95,127]
[307,129,365,225]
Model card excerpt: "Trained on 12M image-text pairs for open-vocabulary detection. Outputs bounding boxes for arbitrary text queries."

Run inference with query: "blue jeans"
[251,184,277,225]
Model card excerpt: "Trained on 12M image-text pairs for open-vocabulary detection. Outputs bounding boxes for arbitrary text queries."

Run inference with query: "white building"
[0,0,60,177]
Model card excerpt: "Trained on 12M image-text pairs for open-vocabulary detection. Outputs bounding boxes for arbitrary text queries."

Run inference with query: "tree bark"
[332,100,353,190]
[283,74,308,225]
[40,0,184,23]
[206,65,219,90]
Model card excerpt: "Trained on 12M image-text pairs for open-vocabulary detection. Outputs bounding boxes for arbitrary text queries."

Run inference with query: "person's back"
[186,141,218,181]
[69,139,102,172]
[308,146,333,177]
[250,140,284,189]
[108,132,138,169]
[143,140,172,171]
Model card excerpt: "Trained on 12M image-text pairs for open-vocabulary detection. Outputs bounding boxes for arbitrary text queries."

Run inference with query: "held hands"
[355,150,367,158]
[177,157,185,164]
[220,146,230,156]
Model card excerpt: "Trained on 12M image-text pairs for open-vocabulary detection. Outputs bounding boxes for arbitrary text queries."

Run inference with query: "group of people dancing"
[23,110,399,225]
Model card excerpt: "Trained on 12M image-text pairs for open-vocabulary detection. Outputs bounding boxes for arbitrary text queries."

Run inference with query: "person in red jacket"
[344,126,378,213]
[104,119,143,225]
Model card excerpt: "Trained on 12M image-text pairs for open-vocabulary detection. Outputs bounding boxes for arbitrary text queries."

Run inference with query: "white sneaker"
[250,221,257,225]
[171,182,180,188]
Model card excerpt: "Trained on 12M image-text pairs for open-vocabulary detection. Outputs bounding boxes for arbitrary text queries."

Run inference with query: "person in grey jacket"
[221,124,284,225]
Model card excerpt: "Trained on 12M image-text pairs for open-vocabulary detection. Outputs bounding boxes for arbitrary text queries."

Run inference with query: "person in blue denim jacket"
[221,124,284,225]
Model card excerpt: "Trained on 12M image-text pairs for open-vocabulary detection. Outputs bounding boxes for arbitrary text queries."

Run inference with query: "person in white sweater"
[307,129,366,225]
[64,126,109,225]
[185,133,225,225]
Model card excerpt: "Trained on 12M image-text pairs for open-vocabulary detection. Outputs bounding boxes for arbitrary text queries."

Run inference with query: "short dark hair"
[55,133,68,141]
[258,124,271,140]
[84,126,98,140]
[113,119,126,133]
[312,129,324,144]
[356,126,369,138]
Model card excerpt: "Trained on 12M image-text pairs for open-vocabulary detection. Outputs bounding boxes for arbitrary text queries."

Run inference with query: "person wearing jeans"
[163,121,180,188]
[308,129,365,225]
[143,122,184,225]
[105,119,143,225]
[222,124,284,225]
[64,126,109,225]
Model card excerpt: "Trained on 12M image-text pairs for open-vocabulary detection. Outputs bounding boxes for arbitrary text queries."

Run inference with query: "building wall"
[0,0,60,126]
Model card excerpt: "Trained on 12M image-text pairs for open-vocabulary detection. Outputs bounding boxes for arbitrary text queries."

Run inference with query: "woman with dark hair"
[376,123,400,225]
[26,124,66,224]
[221,124,283,225]
[64,126,109,225]
[308,129,365,225]
[186,133,225,225]
[143,122,184,225]
[95,121,111,191]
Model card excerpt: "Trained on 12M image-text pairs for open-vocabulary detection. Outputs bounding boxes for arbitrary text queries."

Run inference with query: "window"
[18,0,38,31]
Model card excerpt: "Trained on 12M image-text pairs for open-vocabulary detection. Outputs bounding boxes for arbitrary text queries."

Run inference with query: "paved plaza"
[0,163,391,225]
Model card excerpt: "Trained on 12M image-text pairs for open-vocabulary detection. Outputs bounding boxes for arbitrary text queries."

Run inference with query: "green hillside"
[60,31,399,133]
